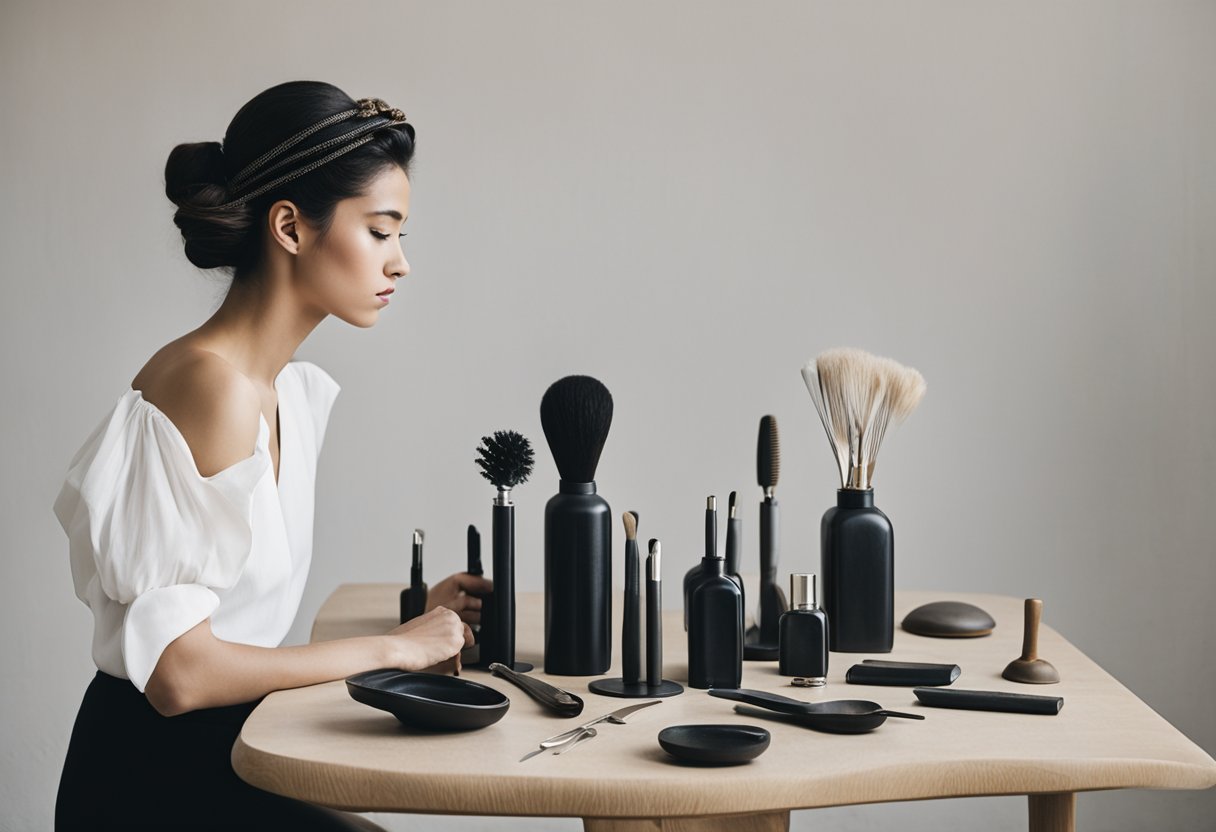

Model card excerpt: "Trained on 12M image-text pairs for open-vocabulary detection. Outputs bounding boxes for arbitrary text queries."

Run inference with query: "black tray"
[346,669,510,731]
[658,724,770,765]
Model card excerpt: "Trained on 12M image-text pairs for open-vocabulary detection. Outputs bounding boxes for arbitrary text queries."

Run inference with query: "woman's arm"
[145,605,471,716]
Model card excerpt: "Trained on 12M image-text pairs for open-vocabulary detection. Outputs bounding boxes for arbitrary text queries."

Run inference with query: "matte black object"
[540,375,614,676]
[658,724,770,766]
[489,662,583,717]
[346,669,510,731]
[845,660,960,687]
[400,530,427,624]
[711,689,924,734]
[683,496,742,630]
[473,430,534,673]
[588,522,682,698]
[914,686,1063,716]
[724,492,745,609]
[901,601,995,638]
[778,574,829,681]
[687,549,743,690]
[731,703,911,734]
[623,512,641,685]
[821,488,894,653]
[747,416,787,660]
[467,525,483,576]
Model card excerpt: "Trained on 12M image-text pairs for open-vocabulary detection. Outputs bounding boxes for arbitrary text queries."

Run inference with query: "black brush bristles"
[475,430,535,489]
[757,415,780,490]
[539,375,614,483]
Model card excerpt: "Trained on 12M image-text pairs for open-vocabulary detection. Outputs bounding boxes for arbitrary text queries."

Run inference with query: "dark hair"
[164,81,415,280]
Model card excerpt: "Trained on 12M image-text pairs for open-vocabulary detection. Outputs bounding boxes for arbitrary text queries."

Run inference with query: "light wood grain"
[234,587,1216,822]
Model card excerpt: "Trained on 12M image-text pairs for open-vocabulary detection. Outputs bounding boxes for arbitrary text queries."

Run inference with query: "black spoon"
[709,688,924,733]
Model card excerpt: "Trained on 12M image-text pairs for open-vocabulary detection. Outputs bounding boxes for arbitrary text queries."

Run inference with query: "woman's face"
[295,164,411,328]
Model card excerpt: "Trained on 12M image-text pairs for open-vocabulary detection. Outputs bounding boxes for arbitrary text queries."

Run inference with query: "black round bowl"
[346,669,509,732]
[658,724,771,765]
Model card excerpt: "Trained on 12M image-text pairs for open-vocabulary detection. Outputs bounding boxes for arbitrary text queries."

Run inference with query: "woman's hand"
[426,572,493,625]
[386,607,473,674]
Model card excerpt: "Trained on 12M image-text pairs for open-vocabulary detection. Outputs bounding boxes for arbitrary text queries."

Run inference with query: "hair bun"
[164,141,228,206]
[165,140,255,270]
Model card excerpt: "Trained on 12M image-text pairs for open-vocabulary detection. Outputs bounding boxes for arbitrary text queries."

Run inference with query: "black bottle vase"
[544,481,612,675]
[821,488,893,653]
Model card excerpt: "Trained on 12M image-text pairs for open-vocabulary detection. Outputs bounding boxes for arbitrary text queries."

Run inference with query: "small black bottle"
[778,573,829,683]
[687,550,743,689]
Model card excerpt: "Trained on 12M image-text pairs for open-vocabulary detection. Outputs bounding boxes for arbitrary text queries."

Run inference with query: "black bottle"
[687,550,743,689]
[544,481,612,675]
[683,495,742,630]
[778,573,829,682]
[821,488,894,653]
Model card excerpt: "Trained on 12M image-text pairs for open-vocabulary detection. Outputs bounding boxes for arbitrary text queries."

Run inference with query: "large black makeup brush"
[744,415,788,660]
[474,429,534,671]
[540,375,614,676]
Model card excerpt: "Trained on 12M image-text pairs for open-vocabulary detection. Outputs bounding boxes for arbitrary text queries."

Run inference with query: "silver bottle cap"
[790,573,818,610]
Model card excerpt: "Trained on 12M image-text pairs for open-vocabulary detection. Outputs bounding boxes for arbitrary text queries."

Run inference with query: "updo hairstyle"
[164,80,415,281]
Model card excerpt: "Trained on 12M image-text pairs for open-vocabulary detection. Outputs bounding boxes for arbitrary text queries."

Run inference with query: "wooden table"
[233,587,1215,831]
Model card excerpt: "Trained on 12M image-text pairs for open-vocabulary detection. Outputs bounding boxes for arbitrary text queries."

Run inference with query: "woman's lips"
[377,287,394,304]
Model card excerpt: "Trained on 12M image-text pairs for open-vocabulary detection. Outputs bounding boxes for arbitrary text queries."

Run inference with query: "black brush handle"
[758,499,786,642]
[913,687,1063,715]
[646,565,662,687]
[705,502,716,558]
[467,525,482,576]
[623,537,641,685]
[490,502,515,666]
[490,662,583,717]
[544,484,612,675]
[725,516,741,576]
[708,687,812,715]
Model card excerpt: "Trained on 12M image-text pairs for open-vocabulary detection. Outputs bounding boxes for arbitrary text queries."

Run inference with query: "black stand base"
[744,626,780,661]
[588,677,684,698]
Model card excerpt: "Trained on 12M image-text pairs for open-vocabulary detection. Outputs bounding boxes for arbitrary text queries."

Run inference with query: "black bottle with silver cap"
[778,573,829,683]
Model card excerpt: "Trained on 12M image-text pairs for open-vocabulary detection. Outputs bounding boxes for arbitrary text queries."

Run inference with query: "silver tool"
[519,700,660,762]
[553,726,597,755]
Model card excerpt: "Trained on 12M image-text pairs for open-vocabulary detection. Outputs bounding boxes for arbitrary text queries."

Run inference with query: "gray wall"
[2,2,1213,830]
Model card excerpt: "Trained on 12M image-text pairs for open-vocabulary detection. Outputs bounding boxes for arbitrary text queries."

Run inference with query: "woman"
[52,80,485,830]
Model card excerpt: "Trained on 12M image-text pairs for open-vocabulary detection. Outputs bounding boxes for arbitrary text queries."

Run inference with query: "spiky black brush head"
[475,430,535,489]
[539,375,614,483]
[757,414,780,490]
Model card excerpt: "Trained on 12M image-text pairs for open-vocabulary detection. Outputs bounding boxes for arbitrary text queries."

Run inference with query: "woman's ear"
[267,200,302,255]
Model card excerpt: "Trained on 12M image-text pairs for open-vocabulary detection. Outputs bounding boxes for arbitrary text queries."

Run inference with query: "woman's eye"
[370,230,407,241]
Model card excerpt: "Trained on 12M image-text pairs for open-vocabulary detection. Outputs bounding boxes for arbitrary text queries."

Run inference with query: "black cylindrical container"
[821,489,894,653]
[485,502,516,666]
[544,481,612,675]
[687,556,743,689]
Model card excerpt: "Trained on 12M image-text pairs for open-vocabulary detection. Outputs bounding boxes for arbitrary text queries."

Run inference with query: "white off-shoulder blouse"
[53,361,340,692]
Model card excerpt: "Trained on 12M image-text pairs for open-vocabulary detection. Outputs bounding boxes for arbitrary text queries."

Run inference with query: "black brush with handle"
[541,375,614,676]
[745,415,787,659]
[473,430,534,671]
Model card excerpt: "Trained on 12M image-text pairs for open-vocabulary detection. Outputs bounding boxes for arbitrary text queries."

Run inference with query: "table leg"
[1028,792,1076,832]
[584,811,790,832]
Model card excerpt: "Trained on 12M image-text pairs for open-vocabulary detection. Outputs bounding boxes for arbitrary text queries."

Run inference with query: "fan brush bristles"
[801,348,926,490]
[475,430,535,490]
[539,375,614,483]
[756,415,780,496]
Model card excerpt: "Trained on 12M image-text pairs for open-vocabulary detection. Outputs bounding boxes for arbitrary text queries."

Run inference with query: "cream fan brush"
[801,348,926,490]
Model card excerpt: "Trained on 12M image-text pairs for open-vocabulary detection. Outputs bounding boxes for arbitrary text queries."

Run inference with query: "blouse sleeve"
[52,391,271,691]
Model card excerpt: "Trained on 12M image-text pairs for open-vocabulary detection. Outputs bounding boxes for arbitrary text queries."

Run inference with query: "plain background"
[2,2,1213,830]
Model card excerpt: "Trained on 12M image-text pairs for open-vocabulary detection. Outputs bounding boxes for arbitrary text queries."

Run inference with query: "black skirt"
[56,671,382,832]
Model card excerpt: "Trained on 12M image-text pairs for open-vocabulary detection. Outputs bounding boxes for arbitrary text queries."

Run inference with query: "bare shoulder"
[132,345,263,477]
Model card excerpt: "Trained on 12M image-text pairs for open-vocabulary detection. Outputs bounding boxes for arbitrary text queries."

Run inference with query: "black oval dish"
[346,669,509,731]
[658,724,770,765]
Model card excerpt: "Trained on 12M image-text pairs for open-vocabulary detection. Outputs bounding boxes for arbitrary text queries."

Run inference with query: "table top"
[232,586,1216,817]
